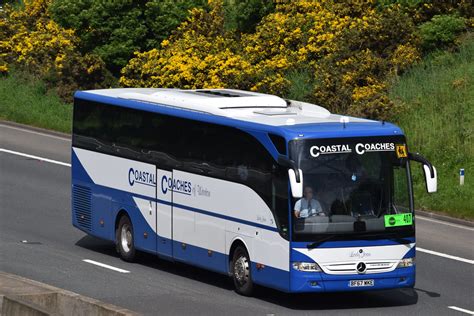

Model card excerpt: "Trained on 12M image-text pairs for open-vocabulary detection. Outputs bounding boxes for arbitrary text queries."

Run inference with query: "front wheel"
[232,246,254,296]
[116,215,136,262]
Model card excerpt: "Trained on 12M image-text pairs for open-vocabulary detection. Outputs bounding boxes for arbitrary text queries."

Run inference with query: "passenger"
[294,186,325,218]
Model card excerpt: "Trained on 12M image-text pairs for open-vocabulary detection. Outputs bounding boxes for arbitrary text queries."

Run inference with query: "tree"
[223,0,274,34]
[49,0,207,75]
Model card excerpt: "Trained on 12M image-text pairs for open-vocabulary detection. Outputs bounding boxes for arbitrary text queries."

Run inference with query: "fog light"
[397,258,415,268]
[310,281,318,286]
[292,262,322,272]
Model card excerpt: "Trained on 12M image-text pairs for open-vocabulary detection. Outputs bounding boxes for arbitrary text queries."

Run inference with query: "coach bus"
[71,88,436,295]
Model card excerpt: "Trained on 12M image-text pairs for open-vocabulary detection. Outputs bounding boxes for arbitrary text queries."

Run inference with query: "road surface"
[1,122,473,315]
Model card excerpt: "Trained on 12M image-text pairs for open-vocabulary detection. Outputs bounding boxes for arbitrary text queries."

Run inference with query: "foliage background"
[0,0,472,217]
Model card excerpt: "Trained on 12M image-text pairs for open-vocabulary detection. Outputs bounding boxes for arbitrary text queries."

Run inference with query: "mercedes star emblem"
[356,262,367,274]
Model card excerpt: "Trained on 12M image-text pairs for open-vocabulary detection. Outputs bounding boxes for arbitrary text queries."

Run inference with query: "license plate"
[349,279,374,287]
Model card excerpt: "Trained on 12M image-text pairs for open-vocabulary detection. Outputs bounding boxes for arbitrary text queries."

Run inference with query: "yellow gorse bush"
[11,19,77,75]
[1,0,73,74]
[1,0,112,101]
[121,0,420,119]
[121,4,257,91]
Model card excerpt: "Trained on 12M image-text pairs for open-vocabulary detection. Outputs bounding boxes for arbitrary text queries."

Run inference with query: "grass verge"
[390,36,474,220]
[0,70,72,133]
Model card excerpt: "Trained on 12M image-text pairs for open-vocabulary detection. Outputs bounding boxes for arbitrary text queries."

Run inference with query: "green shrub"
[419,14,466,52]
[144,0,208,48]
[223,0,274,34]
[49,0,207,75]
[284,69,314,102]
[377,0,473,25]
[44,52,116,102]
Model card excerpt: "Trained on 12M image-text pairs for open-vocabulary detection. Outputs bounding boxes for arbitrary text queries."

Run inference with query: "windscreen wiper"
[307,235,337,249]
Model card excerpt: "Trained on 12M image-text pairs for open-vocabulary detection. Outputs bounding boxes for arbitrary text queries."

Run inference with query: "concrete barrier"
[0,272,138,316]
[2,296,50,316]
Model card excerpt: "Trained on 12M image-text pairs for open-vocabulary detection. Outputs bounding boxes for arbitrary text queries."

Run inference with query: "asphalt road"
[1,122,473,315]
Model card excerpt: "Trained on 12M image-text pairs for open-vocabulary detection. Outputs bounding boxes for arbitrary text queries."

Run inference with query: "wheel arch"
[115,208,131,232]
[228,237,251,274]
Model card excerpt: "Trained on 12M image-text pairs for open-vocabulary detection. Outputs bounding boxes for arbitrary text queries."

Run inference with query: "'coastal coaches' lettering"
[355,142,395,155]
[161,175,192,195]
[128,168,156,186]
[310,142,396,157]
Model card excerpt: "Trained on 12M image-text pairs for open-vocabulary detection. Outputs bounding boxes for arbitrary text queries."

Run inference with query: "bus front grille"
[321,261,397,275]
[73,185,92,231]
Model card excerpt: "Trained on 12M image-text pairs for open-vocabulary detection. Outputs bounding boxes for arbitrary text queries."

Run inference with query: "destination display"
[309,142,401,157]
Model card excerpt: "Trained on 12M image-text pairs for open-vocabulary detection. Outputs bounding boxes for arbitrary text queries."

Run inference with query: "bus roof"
[75,88,404,140]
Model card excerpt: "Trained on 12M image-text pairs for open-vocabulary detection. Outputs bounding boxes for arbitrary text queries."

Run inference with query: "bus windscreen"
[289,136,413,242]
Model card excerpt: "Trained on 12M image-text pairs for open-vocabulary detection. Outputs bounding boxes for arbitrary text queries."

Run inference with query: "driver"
[294,186,325,218]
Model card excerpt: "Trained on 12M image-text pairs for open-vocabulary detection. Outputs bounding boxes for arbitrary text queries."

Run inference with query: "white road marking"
[417,247,474,265]
[448,306,474,315]
[0,148,71,167]
[82,259,130,273]
[0,123,70,141]
[417,216,474,232]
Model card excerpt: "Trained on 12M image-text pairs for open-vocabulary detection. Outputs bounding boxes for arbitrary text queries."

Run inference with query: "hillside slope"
[390,36,474,219]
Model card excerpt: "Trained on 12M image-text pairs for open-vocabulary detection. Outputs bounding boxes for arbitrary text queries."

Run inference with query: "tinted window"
[73,98,289,238]
[269,133,287,155]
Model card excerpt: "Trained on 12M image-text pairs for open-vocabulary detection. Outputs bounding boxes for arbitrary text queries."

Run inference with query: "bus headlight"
[397,258,415,268]
[292,262,322,272]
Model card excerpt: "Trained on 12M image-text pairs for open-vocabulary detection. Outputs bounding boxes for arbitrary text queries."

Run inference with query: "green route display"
[384,213,413,227]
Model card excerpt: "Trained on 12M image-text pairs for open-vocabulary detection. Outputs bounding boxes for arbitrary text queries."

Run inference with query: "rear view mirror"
[288,169,303,198]
[423,165,437,193]
[277,155,303,198]
[409,152,437,194]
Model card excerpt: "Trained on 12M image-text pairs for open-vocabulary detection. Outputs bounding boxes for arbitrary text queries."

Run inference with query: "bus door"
[156,169,173,258]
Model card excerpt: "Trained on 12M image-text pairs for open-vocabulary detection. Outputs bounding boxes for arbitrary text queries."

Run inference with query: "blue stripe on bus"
[71,150,93,183]
[119,190,278,232]
[173,203,279,232]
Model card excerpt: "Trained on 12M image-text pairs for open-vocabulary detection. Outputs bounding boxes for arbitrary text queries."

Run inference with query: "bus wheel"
[116,215,136,262]
[232,246,254,296]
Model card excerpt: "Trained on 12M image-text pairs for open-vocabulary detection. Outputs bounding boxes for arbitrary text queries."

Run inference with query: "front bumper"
[289,266,415,293]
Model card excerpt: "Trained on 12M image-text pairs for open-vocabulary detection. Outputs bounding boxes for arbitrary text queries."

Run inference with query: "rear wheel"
[116,216,136,262]
[232,246,254,296]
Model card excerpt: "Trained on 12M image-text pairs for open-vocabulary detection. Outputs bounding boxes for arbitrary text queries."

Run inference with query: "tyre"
[116,215,136,262]
[232,246,254,296]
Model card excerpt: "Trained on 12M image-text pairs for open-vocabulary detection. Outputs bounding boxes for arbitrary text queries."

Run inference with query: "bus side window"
[73,100,288,238]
